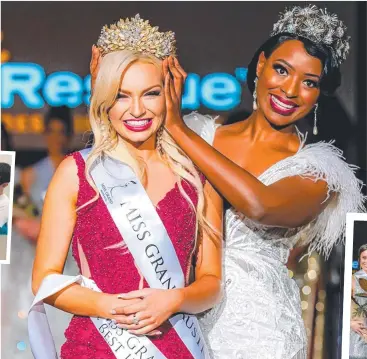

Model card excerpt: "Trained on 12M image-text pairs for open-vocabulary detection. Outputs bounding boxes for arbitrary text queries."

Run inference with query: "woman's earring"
[100,120,110,140]
[157,127,164,154]
[313,103,319,136]
[253,77,258,111]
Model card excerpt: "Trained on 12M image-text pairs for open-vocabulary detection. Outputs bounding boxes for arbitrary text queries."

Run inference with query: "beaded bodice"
[61,151,202,359]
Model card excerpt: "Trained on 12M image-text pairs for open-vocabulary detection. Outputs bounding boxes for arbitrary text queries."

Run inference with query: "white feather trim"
[259,133,366,258]
[183,112,366,258]
[183,111,220,146]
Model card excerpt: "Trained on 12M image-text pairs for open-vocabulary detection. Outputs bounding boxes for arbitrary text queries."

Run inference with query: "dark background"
[1,1,365,182]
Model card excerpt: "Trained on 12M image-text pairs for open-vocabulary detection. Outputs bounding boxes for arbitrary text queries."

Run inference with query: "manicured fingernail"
[110,309,116,314]
[156,331,162,336]
[111,319,117,324]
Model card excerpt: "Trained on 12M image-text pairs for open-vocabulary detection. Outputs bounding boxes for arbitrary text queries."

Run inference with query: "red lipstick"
[269,95,298,116]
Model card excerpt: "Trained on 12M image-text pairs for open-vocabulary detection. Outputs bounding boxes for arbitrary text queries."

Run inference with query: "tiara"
[271,5,350,66]
[96,14,176,59]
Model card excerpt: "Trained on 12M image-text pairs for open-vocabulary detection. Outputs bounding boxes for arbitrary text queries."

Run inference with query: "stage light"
[302,286,311,295]
[307,269,317,280]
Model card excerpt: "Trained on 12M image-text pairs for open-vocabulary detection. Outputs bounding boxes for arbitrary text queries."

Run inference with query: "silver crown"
[271,5,350,66]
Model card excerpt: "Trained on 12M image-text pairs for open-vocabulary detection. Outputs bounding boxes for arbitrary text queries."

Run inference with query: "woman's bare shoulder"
[57,156,78,177]
[215,121,247,144]
[47,156,79,199]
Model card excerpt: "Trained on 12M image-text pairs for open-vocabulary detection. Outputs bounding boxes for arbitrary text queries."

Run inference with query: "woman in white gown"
[159,5,365,359]
[89,5,365,358]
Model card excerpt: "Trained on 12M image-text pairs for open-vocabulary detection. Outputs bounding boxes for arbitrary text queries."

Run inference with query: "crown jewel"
[271,5,350,66]
[97,14,176,59]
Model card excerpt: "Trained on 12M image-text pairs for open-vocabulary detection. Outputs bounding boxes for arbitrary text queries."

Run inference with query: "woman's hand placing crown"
[163,56,188,133]
[90,45,101,92]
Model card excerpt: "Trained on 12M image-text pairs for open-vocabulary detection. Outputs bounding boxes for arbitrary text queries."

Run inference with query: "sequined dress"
[60,151,201,358]
[183,112,365,359]
[350,270,367,359]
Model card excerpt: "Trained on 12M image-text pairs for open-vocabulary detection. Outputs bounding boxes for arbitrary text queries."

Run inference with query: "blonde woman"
[29,15,222,359]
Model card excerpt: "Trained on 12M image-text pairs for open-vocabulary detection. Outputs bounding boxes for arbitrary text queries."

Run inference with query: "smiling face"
[108,60,165,146]
[255,40,323,128]
[360,250,367,272]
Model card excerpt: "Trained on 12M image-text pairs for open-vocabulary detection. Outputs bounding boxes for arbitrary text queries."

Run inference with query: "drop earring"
[100,121,108,140]
[253,77,258,111]
[313,103,319,136]
[156,127,164,154]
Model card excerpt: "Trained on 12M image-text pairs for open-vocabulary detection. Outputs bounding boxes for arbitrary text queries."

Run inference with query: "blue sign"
[1,63,248,111]
[353,261,359,269]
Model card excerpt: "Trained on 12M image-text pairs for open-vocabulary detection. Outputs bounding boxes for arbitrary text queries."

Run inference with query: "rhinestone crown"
[97,14,176,59]
[271,5,350,66]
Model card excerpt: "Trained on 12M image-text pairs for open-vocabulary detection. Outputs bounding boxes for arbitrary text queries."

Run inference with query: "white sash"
[28,149,210,359]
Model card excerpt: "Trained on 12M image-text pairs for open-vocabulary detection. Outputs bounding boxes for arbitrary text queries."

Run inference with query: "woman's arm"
[32,156,141,320]
[112,181,223,334]
[164,57,330,228]
[178,181,223,313]
[169,125,329,228]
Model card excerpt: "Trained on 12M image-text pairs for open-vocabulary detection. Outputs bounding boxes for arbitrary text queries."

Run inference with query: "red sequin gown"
[60,152,201,358]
